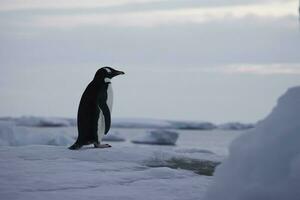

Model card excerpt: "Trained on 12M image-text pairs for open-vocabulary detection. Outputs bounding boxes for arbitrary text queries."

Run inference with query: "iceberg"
[204,86,300,200]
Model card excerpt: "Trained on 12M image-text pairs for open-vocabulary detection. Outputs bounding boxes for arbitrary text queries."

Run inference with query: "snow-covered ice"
[0,117,239,200]
[204,86,300,200]
[132,129,179,145]
[0,145,218,200]
[0,111,255,199]
[0,118,238,200]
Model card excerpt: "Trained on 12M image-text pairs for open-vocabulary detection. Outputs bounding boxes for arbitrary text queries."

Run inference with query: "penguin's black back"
[75,80,108,145]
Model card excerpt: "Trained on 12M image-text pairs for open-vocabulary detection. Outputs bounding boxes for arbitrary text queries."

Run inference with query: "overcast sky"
[0,0,299,123]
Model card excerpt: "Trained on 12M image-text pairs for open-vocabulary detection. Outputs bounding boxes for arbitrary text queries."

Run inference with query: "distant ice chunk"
[175,148,214,154]
[218,122,255,130]
[112,118,172,129]
[112,118,217,130]
[102,131,126,142]
[170,121,217,130]
[204,86,300,200]
[66,118,77,126]
[0,122,15,146]
[146,156,220,176]
[15,116,71,127]
[4,117,221,130]
[0,117,14,121]
[132,129,179,145]
[144,148,220,176]
[0,121,73,146]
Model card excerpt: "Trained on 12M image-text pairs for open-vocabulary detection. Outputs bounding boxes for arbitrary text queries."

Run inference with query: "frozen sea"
[0,124,244,200]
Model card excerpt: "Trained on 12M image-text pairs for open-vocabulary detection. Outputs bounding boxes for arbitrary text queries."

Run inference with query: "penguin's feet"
[68,143,82,150]
[94,143,112,148]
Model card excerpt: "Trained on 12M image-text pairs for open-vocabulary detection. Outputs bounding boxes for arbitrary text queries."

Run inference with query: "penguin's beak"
[115,70,125,76]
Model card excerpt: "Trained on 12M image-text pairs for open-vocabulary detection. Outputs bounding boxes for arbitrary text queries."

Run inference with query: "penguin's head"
[94,67,125,81]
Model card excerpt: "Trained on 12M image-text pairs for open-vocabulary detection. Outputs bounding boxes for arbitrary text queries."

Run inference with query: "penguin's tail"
[68,143,82,150]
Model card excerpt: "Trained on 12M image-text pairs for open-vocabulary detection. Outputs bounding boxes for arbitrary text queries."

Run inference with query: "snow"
[0,112,254,199]
[102,131,126,142]
[204,86,300,200]
[0,118,238,200]
[132,129,179,145]
[0,145,217,200]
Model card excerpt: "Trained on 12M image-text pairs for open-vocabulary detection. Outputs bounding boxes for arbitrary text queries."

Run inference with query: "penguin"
[69,67,125,150]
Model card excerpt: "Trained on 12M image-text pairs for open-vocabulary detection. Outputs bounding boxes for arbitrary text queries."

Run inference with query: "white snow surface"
[0,145,216,200]
[132,129,179,145]
[0,120,226,200]
[204,86,300,200]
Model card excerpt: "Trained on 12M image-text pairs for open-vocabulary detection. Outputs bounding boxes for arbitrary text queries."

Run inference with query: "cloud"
[226,64,300,75]
[0,0,162,11]
[3,1,296,29]
[33,4,295,28]
[0,0,295,11]
[0,15,299,68]
[205,64,300,75]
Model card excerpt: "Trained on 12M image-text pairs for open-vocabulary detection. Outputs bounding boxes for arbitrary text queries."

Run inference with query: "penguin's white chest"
[97,82,113,142]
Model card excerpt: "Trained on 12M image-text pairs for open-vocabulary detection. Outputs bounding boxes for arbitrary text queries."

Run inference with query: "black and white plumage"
[69,67,124,150]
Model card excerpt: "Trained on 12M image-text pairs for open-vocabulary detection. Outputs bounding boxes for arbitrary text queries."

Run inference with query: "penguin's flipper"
[99,102,111,135]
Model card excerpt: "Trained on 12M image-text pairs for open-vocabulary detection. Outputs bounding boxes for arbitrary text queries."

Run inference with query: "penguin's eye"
[105,68,111,74]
